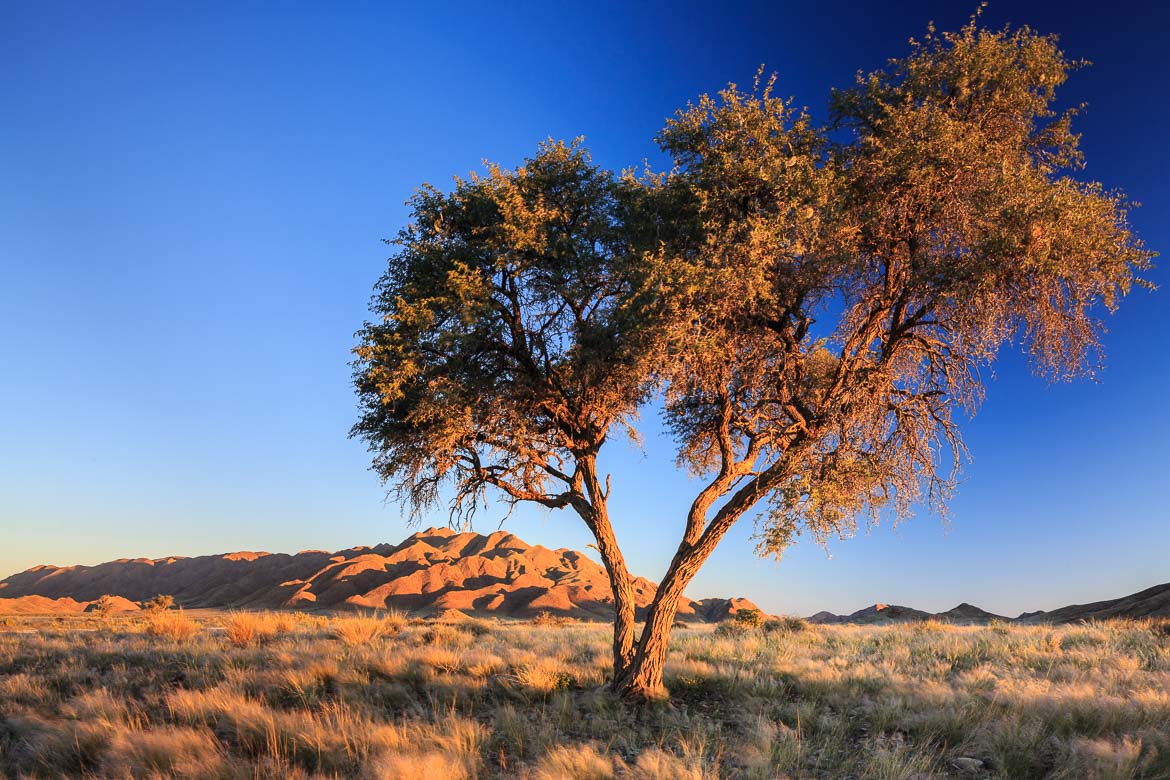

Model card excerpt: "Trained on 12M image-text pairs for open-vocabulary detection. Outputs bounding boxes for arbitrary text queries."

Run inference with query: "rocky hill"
[807,603,934,625]
[0,527,761,621]
[1014,582,1170,624]
[805,590,1167,626]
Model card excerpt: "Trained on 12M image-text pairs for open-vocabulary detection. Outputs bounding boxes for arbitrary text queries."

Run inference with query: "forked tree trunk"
[611,463,786,701]
[612,549,707,700]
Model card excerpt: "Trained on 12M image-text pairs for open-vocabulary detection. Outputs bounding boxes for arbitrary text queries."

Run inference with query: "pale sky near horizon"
[2,1,1168,618]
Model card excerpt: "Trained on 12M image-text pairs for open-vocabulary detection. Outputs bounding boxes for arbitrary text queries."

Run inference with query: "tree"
[352,18,1152,701]
[144,594,175,612]
[92,594,120,619]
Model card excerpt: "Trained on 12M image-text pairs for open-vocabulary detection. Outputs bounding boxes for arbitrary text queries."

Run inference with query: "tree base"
[612,677,669,704]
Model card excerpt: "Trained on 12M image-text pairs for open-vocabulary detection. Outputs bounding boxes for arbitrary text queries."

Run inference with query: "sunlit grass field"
[1,611,1168,778]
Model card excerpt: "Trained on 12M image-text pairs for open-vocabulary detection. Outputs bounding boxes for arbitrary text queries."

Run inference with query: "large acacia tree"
[353,19,1152,700]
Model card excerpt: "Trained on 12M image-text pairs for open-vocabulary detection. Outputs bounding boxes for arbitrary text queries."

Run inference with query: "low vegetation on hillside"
[1,612,1168,778]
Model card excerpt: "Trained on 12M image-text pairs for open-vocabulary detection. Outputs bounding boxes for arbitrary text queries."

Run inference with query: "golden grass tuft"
[142,610,200,642]
[511,659,574,696]
[532,743,615,779]
[223,611,276,647]
[331,612,402,647]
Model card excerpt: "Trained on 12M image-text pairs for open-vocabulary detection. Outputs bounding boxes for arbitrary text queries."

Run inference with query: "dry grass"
[332,610,405,646]
[222,611,276,647]
[1,613,1169,777]
[141,609,200,642]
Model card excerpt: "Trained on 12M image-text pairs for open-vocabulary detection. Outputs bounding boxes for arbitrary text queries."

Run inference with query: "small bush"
[532,611,575,627]
[715,620,753,638]
[93,595,120,618]
[734,608,764,629]
[143,594,175,613]
[512,660,575,695]
[532,744,614,779]
[764,616,808,635]
[456,618,492,637]
[267,613,297,636]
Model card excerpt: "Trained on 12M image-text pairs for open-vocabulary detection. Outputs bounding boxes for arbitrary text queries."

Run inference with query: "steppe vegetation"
[2,612,1169,778]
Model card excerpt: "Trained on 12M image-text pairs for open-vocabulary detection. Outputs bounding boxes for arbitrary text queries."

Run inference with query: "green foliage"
[351,139,661,519]
[764,616,809,635]
[733,608,764,629]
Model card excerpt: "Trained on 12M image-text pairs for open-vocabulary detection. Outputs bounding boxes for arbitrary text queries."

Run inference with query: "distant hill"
[0,527,761,621]
[806,590,1167,626]
[807,603,933,625]
[1015,582,1170,624]
[938,602,1009,624]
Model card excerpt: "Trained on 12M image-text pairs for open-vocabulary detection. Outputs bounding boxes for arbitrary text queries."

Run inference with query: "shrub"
[456,618,492,637]
[764,616,808,635]
[715,620,753,638]
[92,595,120,618]
[512,660,575,695]
[734,608,764,629]
[267,613,297,636]
[532,611,572,627]
[143,594,175,613]
[423,624,471,647]
[532,744,614,779]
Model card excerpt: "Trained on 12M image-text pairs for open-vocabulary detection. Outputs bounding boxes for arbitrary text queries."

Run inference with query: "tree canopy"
[353,17,1152,699]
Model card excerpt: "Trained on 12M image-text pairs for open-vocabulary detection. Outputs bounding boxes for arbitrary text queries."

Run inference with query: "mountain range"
[0,526,759,621]
[1,526,1166,623]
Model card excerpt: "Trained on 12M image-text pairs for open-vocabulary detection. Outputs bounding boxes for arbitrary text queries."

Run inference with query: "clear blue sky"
[2,1,1167,618]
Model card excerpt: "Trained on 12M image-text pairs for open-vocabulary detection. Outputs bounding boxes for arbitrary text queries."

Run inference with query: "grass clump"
[142,610,200,642]
[223,612,276,647]
[331,611,404,647]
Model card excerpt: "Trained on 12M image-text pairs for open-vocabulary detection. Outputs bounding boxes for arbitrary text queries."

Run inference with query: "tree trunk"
[612,550,701,700]
[613,596,679,700]
[611,494,755,701]
[608,572,637,681]
[576,455,636,679]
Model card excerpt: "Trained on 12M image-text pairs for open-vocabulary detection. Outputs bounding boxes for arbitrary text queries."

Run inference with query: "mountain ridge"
[0,527,761,621]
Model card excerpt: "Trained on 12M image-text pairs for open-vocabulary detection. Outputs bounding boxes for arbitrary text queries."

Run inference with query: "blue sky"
[2,1,1167,617]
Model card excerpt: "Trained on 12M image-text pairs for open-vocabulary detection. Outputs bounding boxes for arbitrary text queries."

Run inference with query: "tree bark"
[577,456,637,679]
[613,554,694,699]
[612,465,787,700]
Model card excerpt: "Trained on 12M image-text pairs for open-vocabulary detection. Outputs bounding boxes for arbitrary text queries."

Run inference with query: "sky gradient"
[2,1,1167,618]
